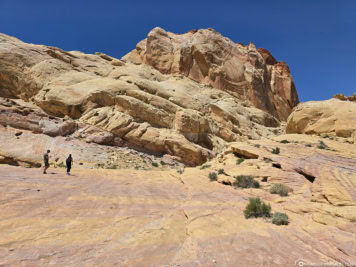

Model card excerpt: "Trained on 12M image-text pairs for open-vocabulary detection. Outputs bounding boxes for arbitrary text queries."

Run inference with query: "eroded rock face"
[0,31,287,165]
[123,27,299,121]
[0,98,77,137]
[286,99,356,139]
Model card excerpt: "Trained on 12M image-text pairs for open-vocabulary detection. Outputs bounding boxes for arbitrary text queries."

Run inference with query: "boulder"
[286,99,356,138]
[333,94,347,101]
[86,132,124,146]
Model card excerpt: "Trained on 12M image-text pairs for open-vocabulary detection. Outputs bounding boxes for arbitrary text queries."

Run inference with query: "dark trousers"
[66,165,71,173]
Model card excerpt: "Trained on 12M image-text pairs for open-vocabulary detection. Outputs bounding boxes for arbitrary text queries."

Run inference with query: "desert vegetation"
[271,147,280,154]
[236,158,245,165]
[244,197,271,218]
[270,183,290,196]
[208,172,218,181]
[272,212,289,225]
[317,140,329,150]
[233,175,260,189]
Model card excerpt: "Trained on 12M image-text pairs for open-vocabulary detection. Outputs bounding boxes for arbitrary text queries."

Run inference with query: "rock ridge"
[123,27,299,121]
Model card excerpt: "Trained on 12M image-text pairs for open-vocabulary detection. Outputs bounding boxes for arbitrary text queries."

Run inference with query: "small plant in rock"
[152,162,159,167]
[244,197,271,219]
[254,144,261,148]
[160,161,166,165]
[280,140,290,144]
[177,168,184,174]
[270,184,290,197]
[272,212,289,225]
[305,144,312,147]
[236,158,245,165]
[200,164,211,170]
[271,147,280,154]
[233,175,260,189]
[317,141,329,150]
[218,168,225,175]
[208,172,218,181]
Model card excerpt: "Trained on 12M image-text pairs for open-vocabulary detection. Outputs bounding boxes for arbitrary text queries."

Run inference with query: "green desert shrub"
[317,141,329,150]
[305,144,312,147]
[244,197,271,219]
[200,164,211,170]
[151,162,158,167]
[233,175,260,189]
[280,140,290,144]
[177,168,184,174]
[218,168,225,175]
[208,172,218,181]
[270,184,290,197]
[272,212,289,225]
[271,147,280,154]
[236,158,245,165]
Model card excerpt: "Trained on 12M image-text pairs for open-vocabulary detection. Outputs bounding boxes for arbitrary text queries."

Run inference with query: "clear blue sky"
[1,0,355,102]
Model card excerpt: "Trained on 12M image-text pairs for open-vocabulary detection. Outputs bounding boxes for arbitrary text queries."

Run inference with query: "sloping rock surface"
[124,27,299,121]
[0,134,355,266]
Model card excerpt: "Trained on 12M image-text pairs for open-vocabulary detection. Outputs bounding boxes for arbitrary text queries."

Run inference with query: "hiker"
[43,150,50,174]
[66,154,73,175]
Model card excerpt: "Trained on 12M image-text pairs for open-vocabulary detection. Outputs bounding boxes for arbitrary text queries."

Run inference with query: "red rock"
[123,27,299,121]
[257,48,277,65]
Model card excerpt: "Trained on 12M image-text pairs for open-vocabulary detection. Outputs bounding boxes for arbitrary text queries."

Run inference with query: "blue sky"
[1,0,355,102]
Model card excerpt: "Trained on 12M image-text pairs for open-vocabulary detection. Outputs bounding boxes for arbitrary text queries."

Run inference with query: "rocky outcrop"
[0,31,288,165]
[0,98,77,137]
[123,27,299,121]
[286,99,356,139]
[333,93,356,102]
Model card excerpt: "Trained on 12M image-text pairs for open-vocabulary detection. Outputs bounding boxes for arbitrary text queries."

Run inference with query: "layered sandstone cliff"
[124,27,299,121]
[0,29,298,165]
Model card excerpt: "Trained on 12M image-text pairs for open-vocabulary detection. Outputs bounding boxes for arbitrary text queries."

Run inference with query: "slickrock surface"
[0,134,355,266]
[286,99,356,141]
[0,29,295,165]
[124,27,299,121]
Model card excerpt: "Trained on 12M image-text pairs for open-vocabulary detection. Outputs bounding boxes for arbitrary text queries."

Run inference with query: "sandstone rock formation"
[0,134,355,266]
[1,29,356,267]
[286,98,356,140]
[123,27,299,121]
[0,30,294,165]
[333,93,356,102]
